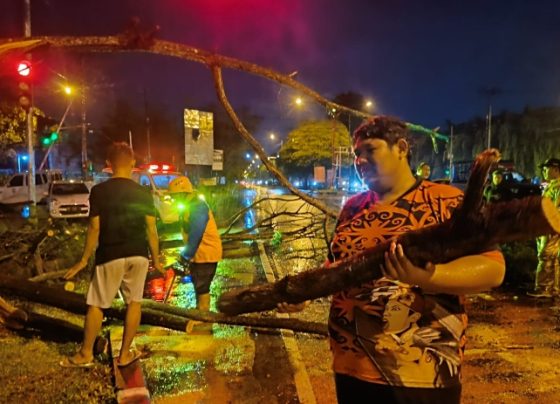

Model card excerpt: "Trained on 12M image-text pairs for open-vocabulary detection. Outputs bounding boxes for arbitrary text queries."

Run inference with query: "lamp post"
[38,84,74,171]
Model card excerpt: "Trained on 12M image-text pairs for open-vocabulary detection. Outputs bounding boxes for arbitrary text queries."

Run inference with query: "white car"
[0,169,63,204]
[132,170,181,224]
[48,180,90,219]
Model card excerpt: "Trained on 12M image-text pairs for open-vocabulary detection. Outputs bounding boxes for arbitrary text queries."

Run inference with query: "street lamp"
[295,97,303,107]
[364,99,375,110]
[38,84,75,170]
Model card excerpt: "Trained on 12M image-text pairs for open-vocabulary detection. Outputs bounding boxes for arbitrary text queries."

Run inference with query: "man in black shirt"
[483,169,513,203]
[60,142,162,368]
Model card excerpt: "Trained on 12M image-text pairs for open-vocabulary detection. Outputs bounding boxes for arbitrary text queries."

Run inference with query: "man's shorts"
[86,256,149,308]
[190,262,218,295]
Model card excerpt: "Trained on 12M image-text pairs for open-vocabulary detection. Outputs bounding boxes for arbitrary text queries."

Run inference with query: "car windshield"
[52,183,89,195]
[151,173,179,190]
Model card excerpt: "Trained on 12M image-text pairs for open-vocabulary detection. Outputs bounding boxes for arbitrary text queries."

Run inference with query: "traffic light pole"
[23,0,37,222]
[26,107,36,205]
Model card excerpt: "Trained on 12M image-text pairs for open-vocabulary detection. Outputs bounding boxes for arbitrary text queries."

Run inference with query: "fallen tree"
[217,149,560,315]
[0,275,327,336]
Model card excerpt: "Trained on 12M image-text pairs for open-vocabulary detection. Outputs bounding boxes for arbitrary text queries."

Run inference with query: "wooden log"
[0,275,327,336]
[0,295,28,330]
[217,149,560,315]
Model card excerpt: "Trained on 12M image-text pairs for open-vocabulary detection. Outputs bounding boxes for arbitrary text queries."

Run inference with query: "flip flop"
[59,356,95,368]
[185,320,203,334]
[117,349,143,367]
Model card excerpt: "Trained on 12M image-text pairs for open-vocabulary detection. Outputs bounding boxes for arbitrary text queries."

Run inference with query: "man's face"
[543,166,560,181]
[419,165,431,180]
[353,137,404,193]
[492,173,503,186]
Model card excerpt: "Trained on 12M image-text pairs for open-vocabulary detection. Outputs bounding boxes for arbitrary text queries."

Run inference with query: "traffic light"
[16,60,32,112]
[40,131,59,147]
[36,115,59,147]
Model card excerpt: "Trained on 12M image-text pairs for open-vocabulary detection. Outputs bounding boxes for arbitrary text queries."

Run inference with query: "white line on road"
[258,241,317,404]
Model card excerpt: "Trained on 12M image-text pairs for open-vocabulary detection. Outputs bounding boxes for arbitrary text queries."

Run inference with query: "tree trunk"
[217,150,560,315]
[0,295,28,329]
[0,275,327,336]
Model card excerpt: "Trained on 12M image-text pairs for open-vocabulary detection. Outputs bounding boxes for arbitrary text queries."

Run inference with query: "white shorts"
[86,256,149,308]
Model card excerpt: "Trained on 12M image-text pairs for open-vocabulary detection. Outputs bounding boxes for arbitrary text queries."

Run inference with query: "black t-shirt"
[89,177,156,265]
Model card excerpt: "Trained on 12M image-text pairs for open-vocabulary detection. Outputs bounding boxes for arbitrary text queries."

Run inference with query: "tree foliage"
[0,104,49,150]
[447,107,560,178]
[0,104,27,147]
[279,120,351,174]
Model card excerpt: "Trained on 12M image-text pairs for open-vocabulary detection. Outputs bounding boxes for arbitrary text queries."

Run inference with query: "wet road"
[137,187,343,403]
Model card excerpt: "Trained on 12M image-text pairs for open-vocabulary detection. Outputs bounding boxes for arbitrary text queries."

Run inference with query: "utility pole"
[144,88,151,162]
[479,87,502,150]
[486,104,492,149]
[448,125,454,180]
[23,0,37,223]
[80,61,88,179]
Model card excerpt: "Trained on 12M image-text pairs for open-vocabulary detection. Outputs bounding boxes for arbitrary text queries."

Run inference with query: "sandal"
[59,356,95,368]
[117,349,143,367]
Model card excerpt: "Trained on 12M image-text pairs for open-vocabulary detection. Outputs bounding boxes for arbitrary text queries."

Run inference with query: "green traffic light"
[50,132,59,141]
[41,137,51,146]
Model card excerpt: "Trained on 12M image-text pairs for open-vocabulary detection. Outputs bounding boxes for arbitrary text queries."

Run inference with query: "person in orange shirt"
[280,116,505,404]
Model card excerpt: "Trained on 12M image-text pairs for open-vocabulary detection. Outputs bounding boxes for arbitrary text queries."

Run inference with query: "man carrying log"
[60,142,163,368]
[280,117,505,404]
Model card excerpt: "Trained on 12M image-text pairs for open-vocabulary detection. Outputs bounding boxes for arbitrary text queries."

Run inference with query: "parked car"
[500,170,542,199]
[48,180,90,219]
[0,169,63,204]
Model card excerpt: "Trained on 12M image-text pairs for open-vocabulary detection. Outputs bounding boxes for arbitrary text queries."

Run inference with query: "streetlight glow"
[269,132,276,140]
[64,85,73,95]
[295,97,303,106]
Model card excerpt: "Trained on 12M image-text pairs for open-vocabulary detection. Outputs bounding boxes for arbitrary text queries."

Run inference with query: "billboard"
[212,149,224,171]
[314,166,326,183]
[184,109,214,166]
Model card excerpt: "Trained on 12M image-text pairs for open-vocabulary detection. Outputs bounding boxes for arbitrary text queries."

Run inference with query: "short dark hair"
[352,116,411,159]
[107,142,134,168]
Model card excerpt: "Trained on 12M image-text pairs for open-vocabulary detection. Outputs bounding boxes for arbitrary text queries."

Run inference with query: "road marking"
[257,242,317,404]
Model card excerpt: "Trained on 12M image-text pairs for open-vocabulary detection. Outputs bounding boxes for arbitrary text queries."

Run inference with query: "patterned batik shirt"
[328,180,503,388]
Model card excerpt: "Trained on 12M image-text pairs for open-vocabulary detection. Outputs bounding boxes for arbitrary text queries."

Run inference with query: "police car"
[100,163,181,224]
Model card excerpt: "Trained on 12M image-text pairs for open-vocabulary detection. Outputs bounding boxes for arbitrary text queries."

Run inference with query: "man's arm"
[145,215,163,274]
[383,242,505,295]
[63,216,100,279]
[180,202,209,262]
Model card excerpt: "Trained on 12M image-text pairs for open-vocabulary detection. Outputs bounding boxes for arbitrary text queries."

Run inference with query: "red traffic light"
[17,61,31,77]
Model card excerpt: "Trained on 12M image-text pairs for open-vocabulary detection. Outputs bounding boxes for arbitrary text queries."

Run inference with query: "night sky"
[1,0,560,147]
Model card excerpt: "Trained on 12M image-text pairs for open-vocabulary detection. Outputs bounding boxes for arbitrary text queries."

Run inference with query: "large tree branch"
[0,275,327,336]
[217,149,560,315]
